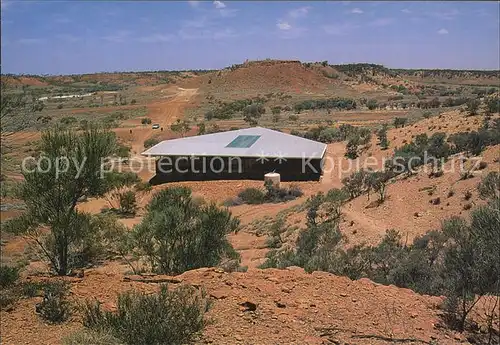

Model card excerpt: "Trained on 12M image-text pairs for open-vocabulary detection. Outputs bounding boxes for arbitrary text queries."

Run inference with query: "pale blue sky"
[1,1,499,74]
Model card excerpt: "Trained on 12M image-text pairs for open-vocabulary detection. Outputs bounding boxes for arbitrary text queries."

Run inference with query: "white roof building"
[142,127,327,160]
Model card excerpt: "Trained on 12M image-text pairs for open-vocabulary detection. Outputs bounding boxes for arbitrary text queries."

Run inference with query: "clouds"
[350,8,363,14]
[275,5,311,37]
[429,9,460,20]
[437,28,449,35]
[276,21,292,31]
[288,6,311,19]
[213,1,225,9]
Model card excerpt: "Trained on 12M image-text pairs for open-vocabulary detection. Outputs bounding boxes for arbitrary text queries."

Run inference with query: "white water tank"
[264,172,281,188]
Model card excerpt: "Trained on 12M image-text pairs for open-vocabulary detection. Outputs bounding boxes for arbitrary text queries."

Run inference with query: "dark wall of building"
[150,155,323,184]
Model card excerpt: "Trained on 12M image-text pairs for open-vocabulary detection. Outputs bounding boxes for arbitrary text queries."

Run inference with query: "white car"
[152,124,160,129]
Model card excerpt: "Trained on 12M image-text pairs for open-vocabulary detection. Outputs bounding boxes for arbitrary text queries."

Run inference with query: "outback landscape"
[1,58,500,345]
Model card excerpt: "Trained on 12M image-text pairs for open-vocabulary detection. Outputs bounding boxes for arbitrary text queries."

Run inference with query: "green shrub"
[60,116,77,126]
[0,289,20,309]
[115,143,131,158]
[366,99,378,110]
[141,118,152,125]
[117,190,137,216]
[105,172,141,190]
[131,187,240,274]
[82,285,209,345]
[238,188,266,204]
[478,172,499,200]
[135,181,152,192]
[36,281,71,323]
[293,98,356,112]
[393,117,407,128]
[144,137,160,149]
[63,330,123,345]
[223,197,244,207]
[0,265,19,289]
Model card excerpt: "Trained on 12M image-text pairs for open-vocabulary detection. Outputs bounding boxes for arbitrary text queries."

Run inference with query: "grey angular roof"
[141,127,327,159]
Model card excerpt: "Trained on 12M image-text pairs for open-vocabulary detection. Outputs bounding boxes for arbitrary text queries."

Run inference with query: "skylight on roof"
[225,135,261,148]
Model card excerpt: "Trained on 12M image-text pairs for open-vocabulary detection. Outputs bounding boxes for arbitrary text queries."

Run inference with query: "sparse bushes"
[236,183,303,205]
[105,171,141,190]
[345,138,360,159]
[60,116,77,126]
[238,188,266,204]
[377,125,389,150]
[393,117,407,128]
[205,98,265,120]
[243,103,265,125]
[129,187,240,274]
[448,127,499,156]
[478,172,500,200]
[36,281,71,323]
[116,190,137,216]
[485,97,500,114]
[170,119,191,137]
[144,137,160,149]
[271,106,281,115]
[63,330,123,345]
[0,266,20,309]
[366,99,378,110]
[465,99,480,116]
[141,118,152,125]
[81,285,209,345]
[0,265,19,289]
[262,181,500,335]
[134,181,152,193]
[114,143,131,158]
[293,97,356,113]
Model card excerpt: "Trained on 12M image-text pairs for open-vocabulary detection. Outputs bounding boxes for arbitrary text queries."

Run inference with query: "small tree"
[117,190,137,216]
[466,99,480,116]
[197,122,206,135]
[367,99,378,110]
[342,170,367,199]
[131,187,240,274]
[366,171,390,202]
[345,137,360,159]
[442,202,500,331]
[393,117,407,128]
[478,171,500,200]
[170,119,191,137]
[5,126,116,275]
[377,125,389,150]
[243,104,265,125]
[144,137,160,149]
